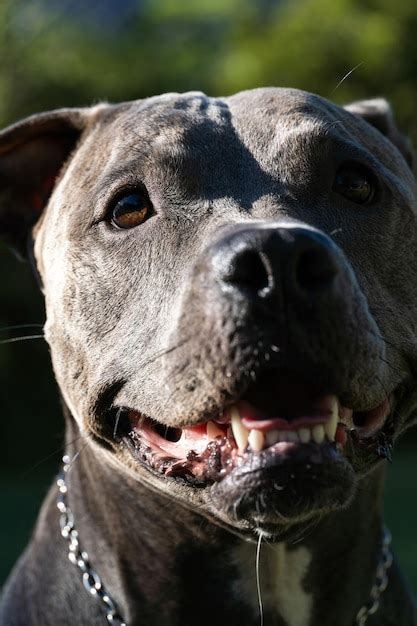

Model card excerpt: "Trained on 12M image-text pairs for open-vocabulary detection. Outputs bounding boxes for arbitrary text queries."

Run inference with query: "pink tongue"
[238,396,336,432]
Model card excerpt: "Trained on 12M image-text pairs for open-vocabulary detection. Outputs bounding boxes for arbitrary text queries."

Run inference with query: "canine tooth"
[298,428,311,443]
[248,429,265,452]
[324,398,338,441]
[312,424,325,444]
[230,406,249,452]
[206,420,224,439]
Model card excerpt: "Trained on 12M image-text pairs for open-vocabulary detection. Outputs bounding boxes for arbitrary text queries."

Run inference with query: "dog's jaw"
[91,376,399,543]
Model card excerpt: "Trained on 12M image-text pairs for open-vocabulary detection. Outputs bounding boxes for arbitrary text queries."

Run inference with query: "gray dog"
[0,87,416,626]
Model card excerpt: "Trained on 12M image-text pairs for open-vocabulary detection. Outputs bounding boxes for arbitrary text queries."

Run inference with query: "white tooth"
[312,424,325,444]
[248,429,265,452]
[266,430,280,446]
[324,398,339,441]
[230,406,249,452]
[286,431,299,443]
[278,431,288,442]
[298,428,311,443]
[207,420,224,439]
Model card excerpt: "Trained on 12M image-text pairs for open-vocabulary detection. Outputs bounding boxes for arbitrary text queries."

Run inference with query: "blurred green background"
[1,0,416,591]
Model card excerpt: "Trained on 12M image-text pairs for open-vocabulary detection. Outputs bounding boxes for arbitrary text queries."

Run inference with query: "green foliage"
[0,0,414,136]
[0,0,416,140]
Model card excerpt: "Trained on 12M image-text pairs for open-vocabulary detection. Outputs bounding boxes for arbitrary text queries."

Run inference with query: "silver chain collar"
[57,455,393,626]
[355,526,393,625]
[57,455,127,625]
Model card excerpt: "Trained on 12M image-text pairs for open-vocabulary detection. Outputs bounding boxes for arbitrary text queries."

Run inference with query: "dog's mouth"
[115,373,393,487]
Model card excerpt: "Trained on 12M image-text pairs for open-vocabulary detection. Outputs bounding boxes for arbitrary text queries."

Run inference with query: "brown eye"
[111,192,152,229]
[333,164,376,205]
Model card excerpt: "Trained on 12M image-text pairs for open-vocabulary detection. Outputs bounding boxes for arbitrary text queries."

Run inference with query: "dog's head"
[1,88,416,540]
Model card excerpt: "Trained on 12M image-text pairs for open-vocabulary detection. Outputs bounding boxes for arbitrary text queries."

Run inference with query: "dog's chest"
[232,541,313,626]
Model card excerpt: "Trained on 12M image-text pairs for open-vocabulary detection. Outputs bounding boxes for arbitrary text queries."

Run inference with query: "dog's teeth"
[298,427,311,443]
[286,431,299,443]
[230,406,249,452]
[248,429,265,452]
[324,397,339,441]
[206,420,224,439]
[312,424,325,444]
[265,430,281,446]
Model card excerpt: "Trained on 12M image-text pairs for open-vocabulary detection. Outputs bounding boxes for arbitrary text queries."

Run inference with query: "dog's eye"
[110,192,152,229]
[333,164,376,205]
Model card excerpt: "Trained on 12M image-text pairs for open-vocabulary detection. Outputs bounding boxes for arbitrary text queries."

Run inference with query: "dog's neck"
[65,419,386,626]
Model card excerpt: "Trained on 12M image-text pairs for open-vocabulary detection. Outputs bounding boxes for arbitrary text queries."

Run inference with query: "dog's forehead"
[106,88,343,153]
[89,87,406,185]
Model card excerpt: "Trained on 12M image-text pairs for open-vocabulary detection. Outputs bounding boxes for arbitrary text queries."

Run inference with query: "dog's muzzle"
[109,222,391,503]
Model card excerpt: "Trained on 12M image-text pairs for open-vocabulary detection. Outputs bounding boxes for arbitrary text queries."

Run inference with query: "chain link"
[57,455,127,626]
[355,526,393,625]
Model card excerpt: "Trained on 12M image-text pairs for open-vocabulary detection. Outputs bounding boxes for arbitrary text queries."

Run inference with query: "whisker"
[256,531,265,626]
[331,62,364,94]
[66,448,84,472]
[21,433,89,477]
[0,334,45,345]
[113,407,123,439]
[138,336,191,370]
[60,440,92,476]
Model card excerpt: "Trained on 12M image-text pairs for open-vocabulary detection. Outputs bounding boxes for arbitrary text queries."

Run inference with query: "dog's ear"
[0,107,97,258]
[344,98,414,171]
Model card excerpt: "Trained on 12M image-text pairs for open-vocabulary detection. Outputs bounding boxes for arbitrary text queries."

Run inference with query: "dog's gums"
[120,392,392,485]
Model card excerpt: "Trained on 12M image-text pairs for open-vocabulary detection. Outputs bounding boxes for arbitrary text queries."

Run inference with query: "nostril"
[295,246,338,292]
[225,249,272,295]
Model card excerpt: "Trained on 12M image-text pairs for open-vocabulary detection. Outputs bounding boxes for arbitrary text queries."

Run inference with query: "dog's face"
[1,88,417,540]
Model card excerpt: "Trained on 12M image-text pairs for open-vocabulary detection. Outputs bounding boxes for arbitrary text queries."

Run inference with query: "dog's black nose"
[214,224,340,303]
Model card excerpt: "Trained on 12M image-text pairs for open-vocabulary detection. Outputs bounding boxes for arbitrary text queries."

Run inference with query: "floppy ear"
[0,108,94,258]
[344,98,414,171]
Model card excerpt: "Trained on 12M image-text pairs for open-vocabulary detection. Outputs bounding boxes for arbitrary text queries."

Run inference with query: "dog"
[0,87,416,626]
